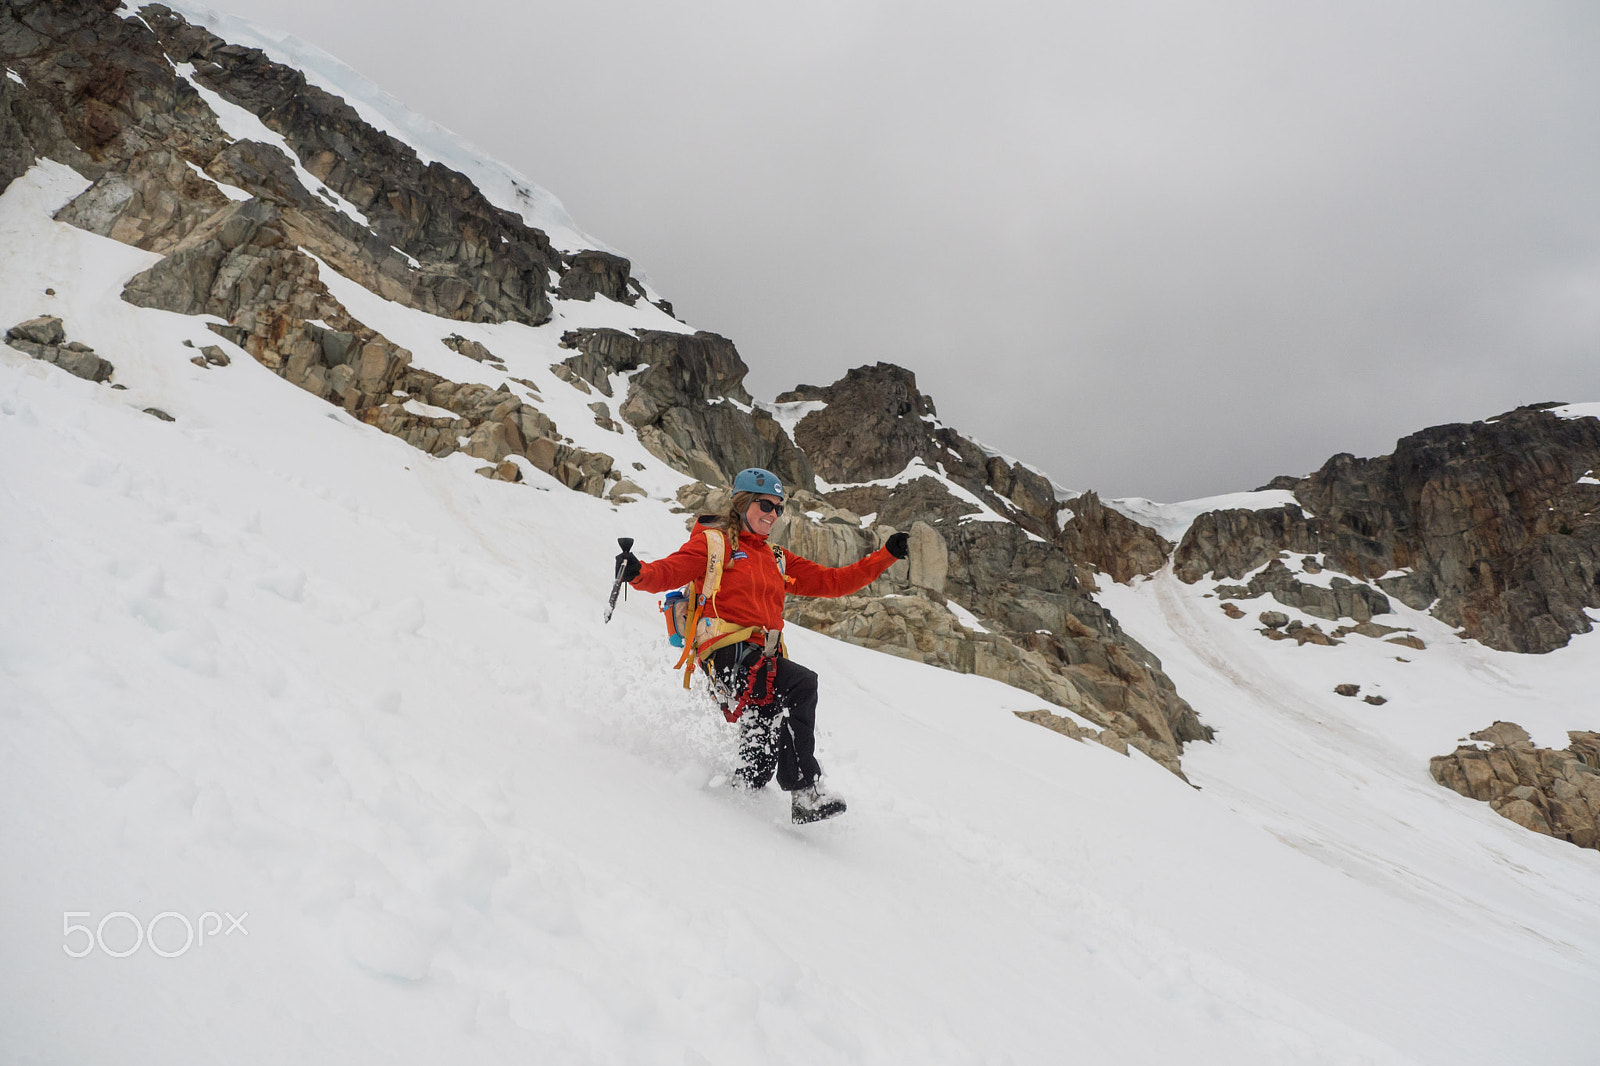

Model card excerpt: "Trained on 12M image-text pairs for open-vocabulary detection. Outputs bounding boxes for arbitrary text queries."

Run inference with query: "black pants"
[706,644,821,792]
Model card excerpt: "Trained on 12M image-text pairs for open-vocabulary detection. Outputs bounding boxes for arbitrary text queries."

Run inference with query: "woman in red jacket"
[618,468,909,823]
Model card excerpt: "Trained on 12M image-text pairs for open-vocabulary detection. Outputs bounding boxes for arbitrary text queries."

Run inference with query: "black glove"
[616,550,642,583]
[885,531,910,560]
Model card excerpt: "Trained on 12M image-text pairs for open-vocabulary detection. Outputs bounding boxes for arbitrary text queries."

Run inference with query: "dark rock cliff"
[1175,404,1600,652]
[781,364,1059,532]
[1057,492,1173,585]
[556,327,815,492]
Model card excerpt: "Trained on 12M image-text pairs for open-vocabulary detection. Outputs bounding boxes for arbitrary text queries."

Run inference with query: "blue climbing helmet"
[732,467,785,500]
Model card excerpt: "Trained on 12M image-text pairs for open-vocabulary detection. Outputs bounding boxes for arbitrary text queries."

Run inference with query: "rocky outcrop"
[139,3,576,325]
[108,190,619,497]
[1058,492,1172,584]
[983,456,1059,527]
[0,70,43,192]
[1175,505,1318,584]
[54,148,233,252]
[1431,722,1600,850]
[782,363,944,483]
[5,316,113,382]
[558,327,815,490]
[1013,710,1149,758]
[118,197,421,410]
[441,334,506,369]
[0,4,129,186]
[1304,406,1600,652]
[1214,559,1392,624]
[556,250,639,305]
[1260,619,1337,646]
[1175,405,1600,652]
[778,363,1062,538]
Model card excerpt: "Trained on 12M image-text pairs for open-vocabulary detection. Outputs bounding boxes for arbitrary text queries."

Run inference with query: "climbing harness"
[718,628,784,723]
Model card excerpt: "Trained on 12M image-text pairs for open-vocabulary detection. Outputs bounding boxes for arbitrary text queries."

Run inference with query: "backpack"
[659,524,787,689]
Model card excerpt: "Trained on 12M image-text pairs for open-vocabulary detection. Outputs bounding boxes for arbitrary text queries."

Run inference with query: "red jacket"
[630,522,897,631]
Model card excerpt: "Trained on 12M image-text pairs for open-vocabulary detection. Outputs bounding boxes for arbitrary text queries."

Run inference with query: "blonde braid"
[720,491,759,536]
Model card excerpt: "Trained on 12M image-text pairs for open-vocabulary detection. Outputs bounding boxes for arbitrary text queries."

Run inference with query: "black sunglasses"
[754,499,784,516]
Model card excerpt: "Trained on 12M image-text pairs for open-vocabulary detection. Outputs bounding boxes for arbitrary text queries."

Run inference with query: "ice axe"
[603,537,634,623]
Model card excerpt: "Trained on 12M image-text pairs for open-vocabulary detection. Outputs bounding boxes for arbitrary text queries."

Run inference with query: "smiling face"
[743,493,783,537]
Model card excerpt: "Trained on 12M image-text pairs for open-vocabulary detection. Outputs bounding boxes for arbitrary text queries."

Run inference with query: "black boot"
[791,782,847,824]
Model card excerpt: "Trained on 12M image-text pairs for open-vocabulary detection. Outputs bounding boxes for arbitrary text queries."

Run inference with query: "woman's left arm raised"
[784,545,899,599]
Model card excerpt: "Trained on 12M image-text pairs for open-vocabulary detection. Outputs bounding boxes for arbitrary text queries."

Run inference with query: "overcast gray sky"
[209,0,1599,500]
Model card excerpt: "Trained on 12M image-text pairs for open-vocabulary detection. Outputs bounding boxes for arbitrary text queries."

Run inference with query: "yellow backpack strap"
[671,577,700,685]
[673,529,727,686]
[701,529,727,609]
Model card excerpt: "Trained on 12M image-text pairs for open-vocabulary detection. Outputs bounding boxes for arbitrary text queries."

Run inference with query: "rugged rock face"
[1057,492,1172,584]
[781,363,942,483]
[0,4,123,188]
[1213,559,1392,624]
[1175,505,1318,585]
[139,4,567,326]
[1431,722,1600,850]
[785,583,1206,778]
[558,327,815,491]
[54,148,233,253]
[441,334,505,369]
[0,0,651,500]
[5,316,113,382]
[779,363,1060,533]
[556,250,640,305]
[1175,405,1600,652]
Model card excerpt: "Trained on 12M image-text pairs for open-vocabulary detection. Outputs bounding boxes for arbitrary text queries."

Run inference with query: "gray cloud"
[216,0,1600,499]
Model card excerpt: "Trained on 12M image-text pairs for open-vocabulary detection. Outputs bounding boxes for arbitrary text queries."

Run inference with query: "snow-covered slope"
[3,160,1599,1065]
[4,6,1600,1059]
